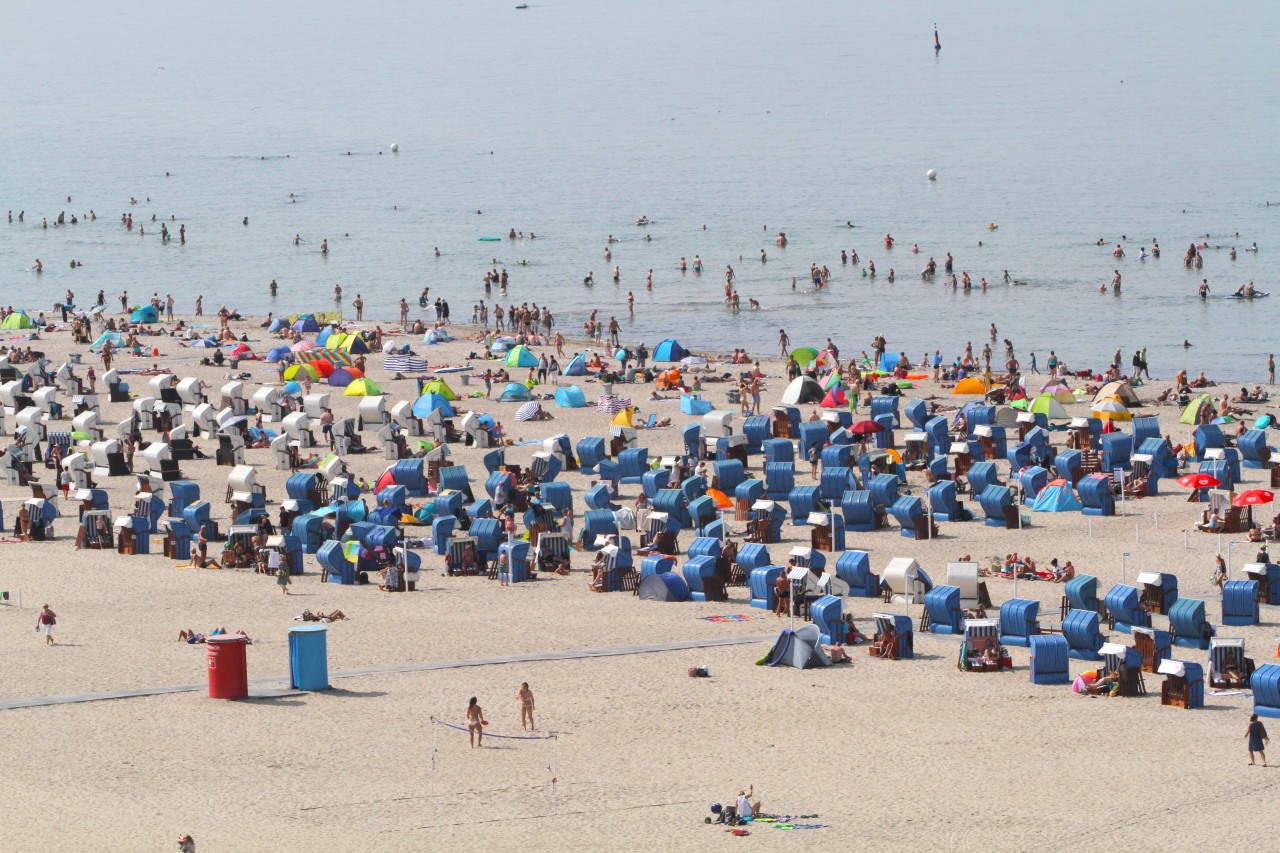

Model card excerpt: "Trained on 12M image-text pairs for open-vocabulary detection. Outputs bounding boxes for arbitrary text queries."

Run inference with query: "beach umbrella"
[1092,399,1131,421]
[850,420,885,435]
[514,401,542,422]
[343,378,382,397]
[1233,489,1274,507]
[614,349,628,363]
[681,355,708,367]
[706,488,732,509]
[1177,473,1220,490]
[291,340,317,352]
[788,347,819,366]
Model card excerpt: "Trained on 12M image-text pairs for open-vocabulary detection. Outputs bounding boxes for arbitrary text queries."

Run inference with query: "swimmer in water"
[434,247,440,257]
[1199,279,1210,299]
[294,234,303,245]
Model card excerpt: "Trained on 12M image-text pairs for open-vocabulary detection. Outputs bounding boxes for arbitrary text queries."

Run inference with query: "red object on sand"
[1233,489,1275,507]
[850,420,885,435]
[1177,473,1221,490]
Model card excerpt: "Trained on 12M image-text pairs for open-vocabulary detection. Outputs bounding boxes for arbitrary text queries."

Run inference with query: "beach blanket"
[701,613,769,623]
[1208,689,1247,697]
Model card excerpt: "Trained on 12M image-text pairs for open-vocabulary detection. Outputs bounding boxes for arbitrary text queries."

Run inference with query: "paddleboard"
[1223,292,1270,300]
[478,237,501,242]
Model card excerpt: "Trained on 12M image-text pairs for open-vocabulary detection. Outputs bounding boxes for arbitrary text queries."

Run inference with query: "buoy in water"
[927,169,937,181]
[390,143,399,153]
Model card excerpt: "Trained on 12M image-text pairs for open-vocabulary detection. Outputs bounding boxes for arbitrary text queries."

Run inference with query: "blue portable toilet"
[924,585,963,634]
[834,550,876,597]
[289,625,330,691]
[1062,610,1104,660]
[999,599,1041,647]
[1029,635,1071,685]
[1222,580,1260,626]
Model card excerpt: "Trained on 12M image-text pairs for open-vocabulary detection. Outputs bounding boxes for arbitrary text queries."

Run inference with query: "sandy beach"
[0,308,1277,852]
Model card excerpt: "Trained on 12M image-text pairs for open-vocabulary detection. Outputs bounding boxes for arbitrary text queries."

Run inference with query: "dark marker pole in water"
[934,25,941,51]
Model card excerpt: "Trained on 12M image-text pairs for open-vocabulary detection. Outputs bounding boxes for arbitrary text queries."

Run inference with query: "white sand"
[1,315,1277,851]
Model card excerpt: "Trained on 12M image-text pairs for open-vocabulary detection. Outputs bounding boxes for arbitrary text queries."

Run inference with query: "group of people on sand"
[979,553,1075,582]
[464,683,537,747]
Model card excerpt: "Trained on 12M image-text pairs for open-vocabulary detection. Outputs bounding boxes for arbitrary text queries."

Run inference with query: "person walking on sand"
[277,559,291,594]
[36,604,56,645]
[467,696,485,747]
[518,682,536,730]
[1247,714,1269,765]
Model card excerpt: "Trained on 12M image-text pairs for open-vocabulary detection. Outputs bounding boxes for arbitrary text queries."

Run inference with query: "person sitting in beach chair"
[1199,510,1224,533]
[870,625,899,659]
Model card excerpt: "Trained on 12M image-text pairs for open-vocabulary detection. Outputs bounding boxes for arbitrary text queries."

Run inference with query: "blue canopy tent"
[554,385,587,408]
[412,393,456,417]
[653,339,689,362]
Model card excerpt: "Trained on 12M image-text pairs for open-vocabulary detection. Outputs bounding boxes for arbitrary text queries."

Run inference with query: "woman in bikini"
[518,682,535,731]
[467,697,485,748]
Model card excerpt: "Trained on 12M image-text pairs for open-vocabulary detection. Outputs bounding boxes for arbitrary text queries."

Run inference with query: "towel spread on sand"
[701,614,769,622]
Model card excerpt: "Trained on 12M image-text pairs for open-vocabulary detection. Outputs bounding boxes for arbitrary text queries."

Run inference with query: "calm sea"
[4,1,1278,381]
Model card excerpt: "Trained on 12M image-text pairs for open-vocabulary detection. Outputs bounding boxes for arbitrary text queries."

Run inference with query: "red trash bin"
[206,635,249,699]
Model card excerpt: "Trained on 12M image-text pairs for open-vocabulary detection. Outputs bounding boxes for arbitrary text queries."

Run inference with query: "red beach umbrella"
[1177,473,1220,490]
[850,420,885,435]
[1233,489,1275,507]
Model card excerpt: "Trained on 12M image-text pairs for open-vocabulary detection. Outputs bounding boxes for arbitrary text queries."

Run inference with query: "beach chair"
[1062,610,1104,660]
[1169,598,1212,650]
[536,532,571,573]
[870,613,914,660]
[1136,571,1179,615]
[1131,626,1171,673]
[959,619,1009,672]
[1029,635,1071,685]
[999,599,1040,647]
[834,550,877,597]
[923,585,963,634]
[1158,660,1205,709]
[1208,637,1255,689]
[1252,665,1280,719]
[1221,580,1260,626]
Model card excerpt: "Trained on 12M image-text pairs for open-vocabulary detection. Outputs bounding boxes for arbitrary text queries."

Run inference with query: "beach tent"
[330,333,370,355]
[343,378,383,397]
[564,354,587,376]
[951,377,988,396]
[412,393,455,418]
[821,385,848,408]
[1032,480,1083,512]
[1,311,33,330]
[499,382,531,402]
[554,385,587,408]
[758,625,832,669]
[130,305,159,323]
[268,318,287,333]
[420,378,457,401]
[780,376,824,405]
[1179,394,1214,425]
[637,572,691,602]
[283,363,319,382]
[611,407,636,427]
[89,331,126,350]
[316,327,334,346]
[327,368,356,387]
[1029,393,1069,419]
[229,343,257,360]
[266,345,292,363]
[310,359,335,377]
[292,315,320,333]
[1092,381,1141,409]
[652,339,689,362]
[505,346,538,368]
[993,406,1023,427]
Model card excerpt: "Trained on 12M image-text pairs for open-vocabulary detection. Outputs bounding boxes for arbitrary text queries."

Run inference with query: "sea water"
[3,1,1278,380]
